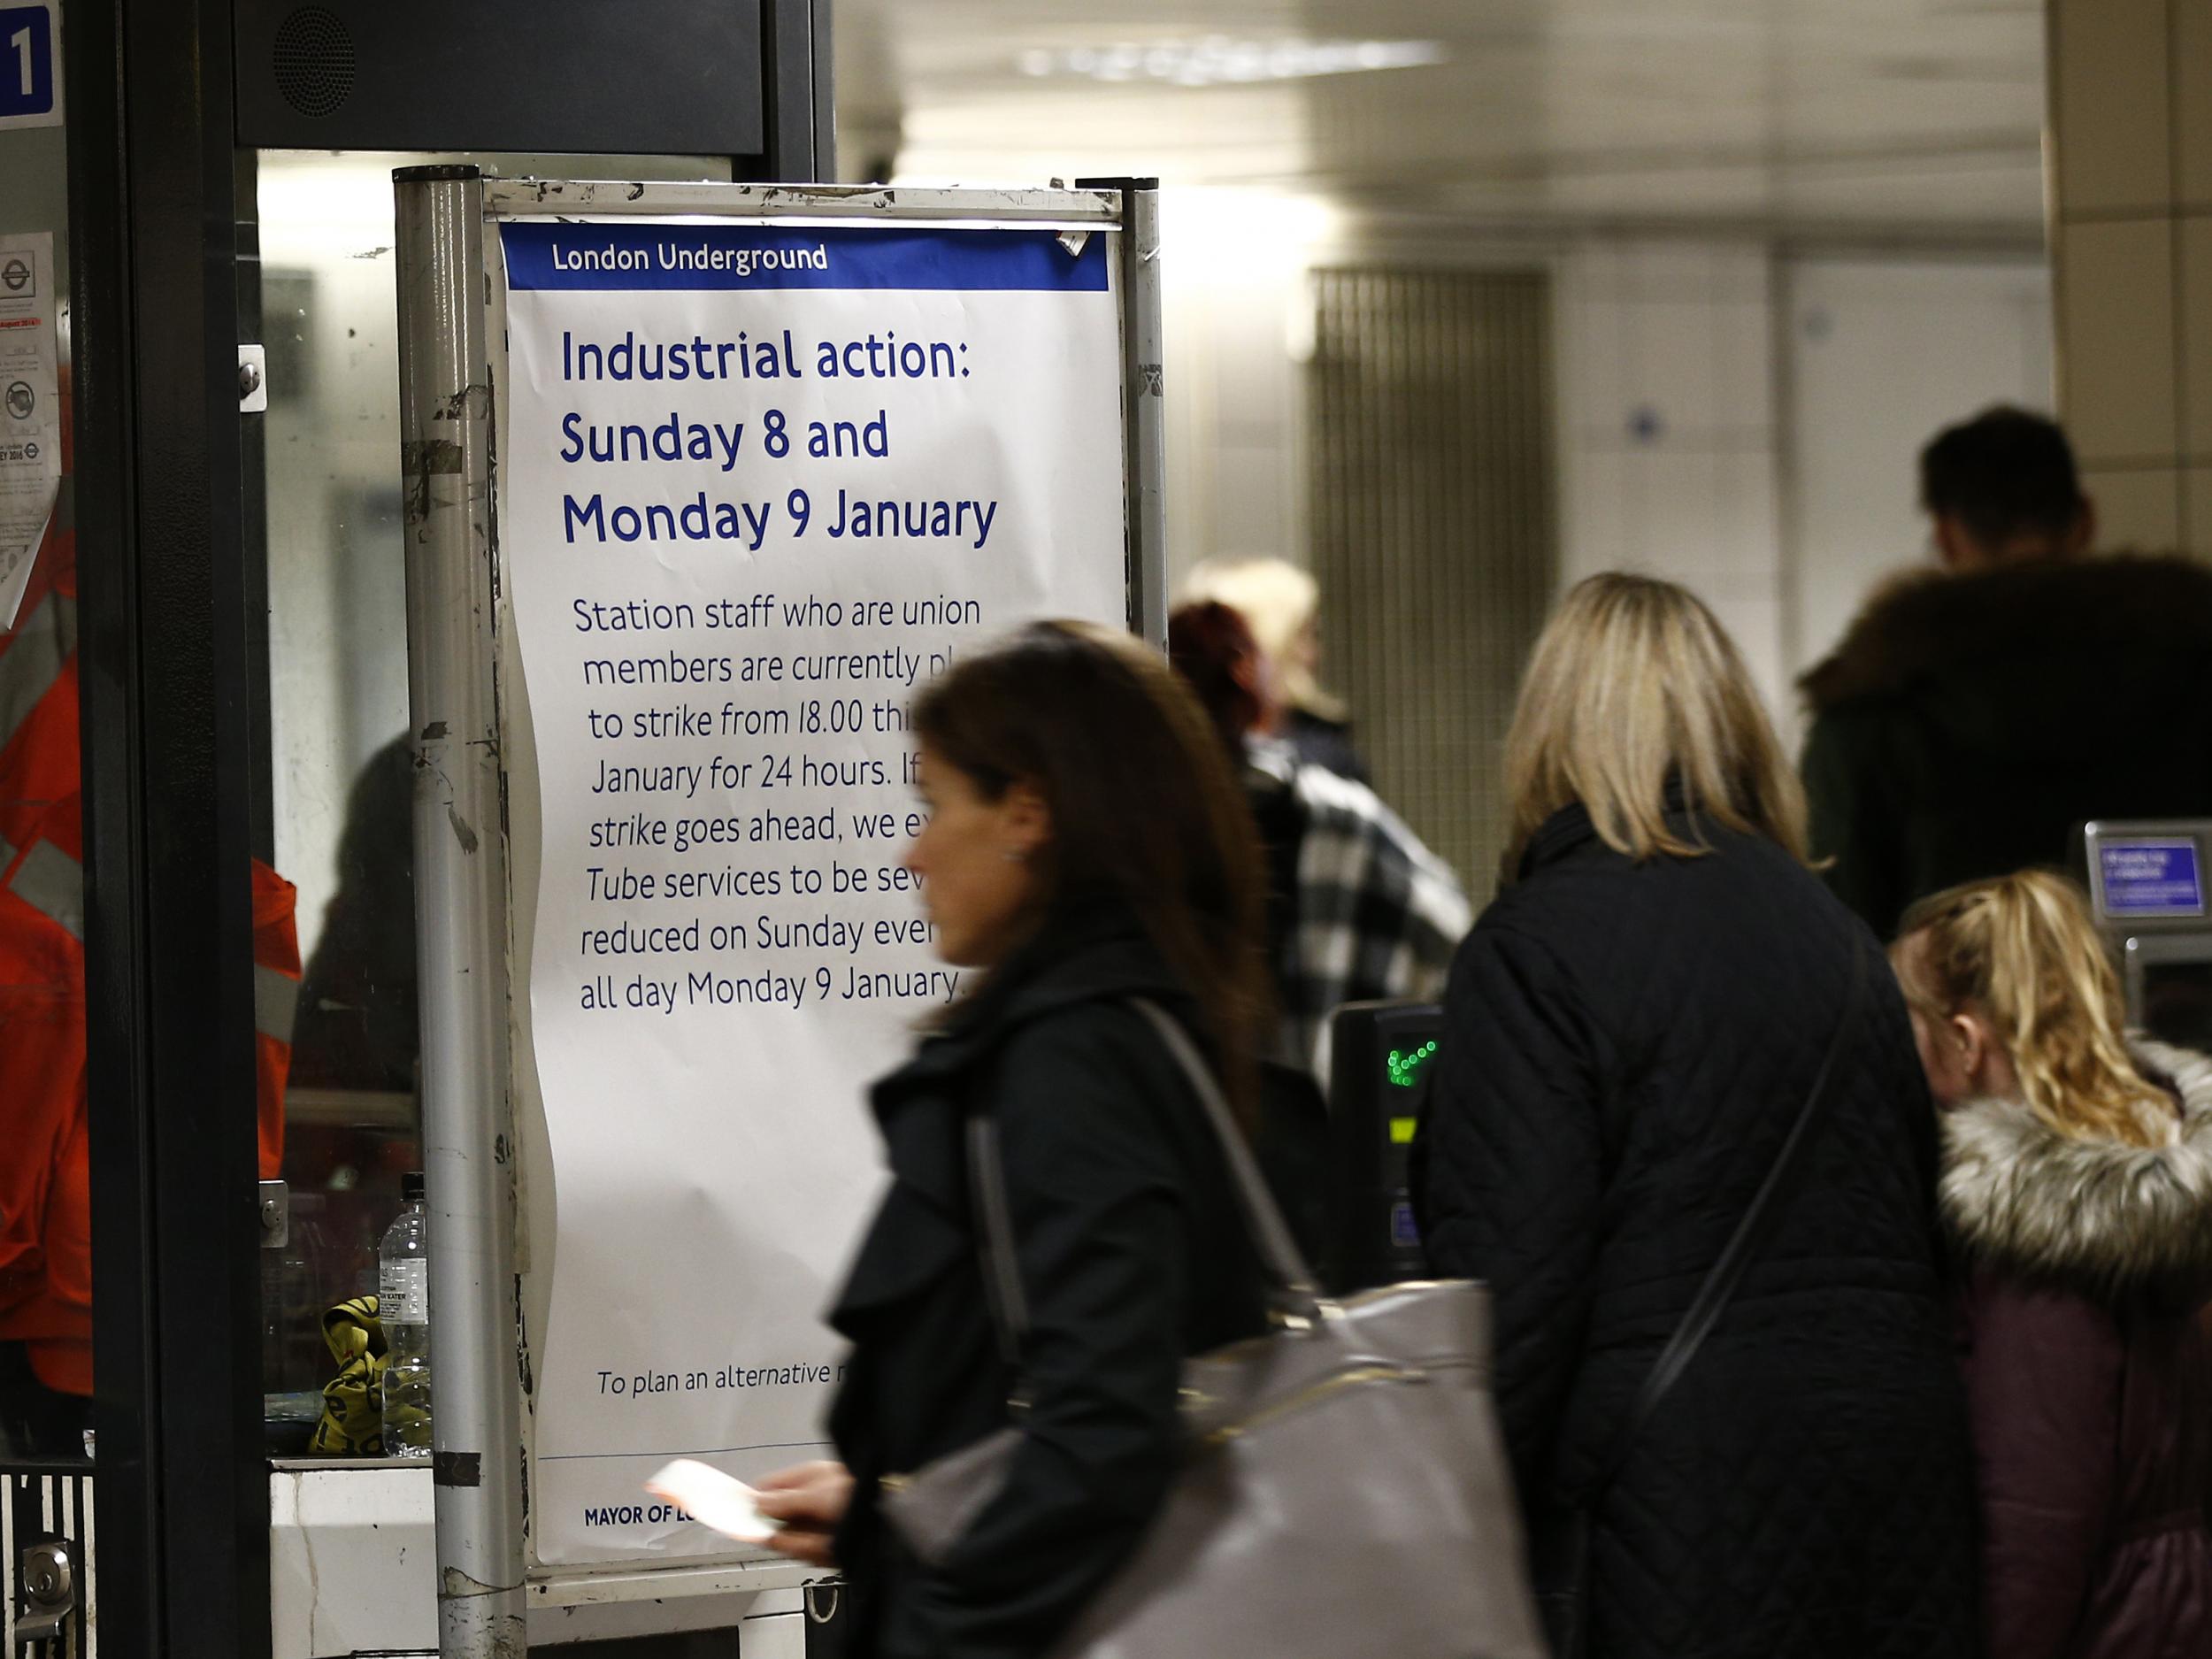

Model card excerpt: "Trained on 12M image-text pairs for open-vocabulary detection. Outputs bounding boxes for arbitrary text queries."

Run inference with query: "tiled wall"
[2048,0,2212,554]
[1162,265,1305,591]
[1779,257,2055,677]
[1156,188,1330,596]
[1167,234,1795,726]
[1164,227,2053,733]
[1167,237,1800,718]
[1552,243,1790,714]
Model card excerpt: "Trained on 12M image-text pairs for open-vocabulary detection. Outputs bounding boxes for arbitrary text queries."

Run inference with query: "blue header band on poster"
[502,223,1110,294]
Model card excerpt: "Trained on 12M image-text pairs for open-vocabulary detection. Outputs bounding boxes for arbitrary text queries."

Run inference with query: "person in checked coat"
[1414,572,1978,1659]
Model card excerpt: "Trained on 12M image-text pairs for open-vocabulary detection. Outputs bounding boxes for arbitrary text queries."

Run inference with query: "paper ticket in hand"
[644,1458,779,1545]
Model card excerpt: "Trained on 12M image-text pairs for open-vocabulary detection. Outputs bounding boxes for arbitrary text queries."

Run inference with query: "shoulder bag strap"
[961,998,1328,1377]
[1582,938,1870,1502]
[1126,1000,1325,1320]
[964,1111,1029,1368]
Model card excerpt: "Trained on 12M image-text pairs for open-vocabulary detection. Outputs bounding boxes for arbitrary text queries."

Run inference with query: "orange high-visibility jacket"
[0,525,77,852]
[0,511,84,1371]
[0,799,299,1396]
[4,503,303,1394]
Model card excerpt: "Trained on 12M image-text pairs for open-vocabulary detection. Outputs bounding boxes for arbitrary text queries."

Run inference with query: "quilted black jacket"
[1414,803,1978,1659]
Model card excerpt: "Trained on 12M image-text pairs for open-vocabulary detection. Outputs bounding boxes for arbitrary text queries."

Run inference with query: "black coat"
[826,910,1267,1659]
[1801,553,2212,939]
[1413,805,1978,1659]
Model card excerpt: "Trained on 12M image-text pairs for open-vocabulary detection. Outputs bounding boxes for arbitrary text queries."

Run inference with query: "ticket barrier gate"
[2084,819,2212,1049]
[1326,1002,1442,1294]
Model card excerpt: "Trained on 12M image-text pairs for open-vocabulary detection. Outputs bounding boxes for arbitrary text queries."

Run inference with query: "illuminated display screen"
[1386,1038,1438,1088]
[2100,838,2206,918]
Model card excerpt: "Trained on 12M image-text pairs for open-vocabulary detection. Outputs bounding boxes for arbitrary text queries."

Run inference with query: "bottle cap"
[402,1171,426,1203]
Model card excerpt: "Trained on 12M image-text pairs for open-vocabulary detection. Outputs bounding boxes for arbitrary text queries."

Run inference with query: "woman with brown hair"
[1893,871,2212,1659]
[751,620,1271,1658]
[1166,599,1469,1077]
[1413,573,1976,1658]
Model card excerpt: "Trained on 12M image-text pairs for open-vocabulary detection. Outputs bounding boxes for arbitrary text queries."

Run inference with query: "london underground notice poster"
[498,218,1126,1564]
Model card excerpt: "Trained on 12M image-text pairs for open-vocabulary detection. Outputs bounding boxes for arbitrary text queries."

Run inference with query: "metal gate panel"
[1307,267,1558,893]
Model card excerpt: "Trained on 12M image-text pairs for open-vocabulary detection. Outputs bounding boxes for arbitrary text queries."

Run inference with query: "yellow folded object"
[308,1294,390,1457]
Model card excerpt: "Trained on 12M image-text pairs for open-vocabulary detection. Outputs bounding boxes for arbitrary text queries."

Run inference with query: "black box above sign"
[233,0,768,157]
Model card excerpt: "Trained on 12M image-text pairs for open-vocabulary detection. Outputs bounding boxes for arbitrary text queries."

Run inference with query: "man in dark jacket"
[1801,406,2212,939]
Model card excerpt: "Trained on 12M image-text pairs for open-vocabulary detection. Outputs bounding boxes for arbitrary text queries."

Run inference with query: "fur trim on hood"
[1941,1040,2212,1302]
[1800,553,2212,716]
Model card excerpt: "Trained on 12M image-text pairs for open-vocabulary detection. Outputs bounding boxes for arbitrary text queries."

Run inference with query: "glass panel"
[254,150,732,1431]
[0,116,87,1463]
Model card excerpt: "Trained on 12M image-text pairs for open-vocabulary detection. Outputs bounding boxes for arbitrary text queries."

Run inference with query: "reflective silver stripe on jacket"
[256,964,300,1045]
[8,838,82,941]
[0,594,78,753]
[5,840,297,1036]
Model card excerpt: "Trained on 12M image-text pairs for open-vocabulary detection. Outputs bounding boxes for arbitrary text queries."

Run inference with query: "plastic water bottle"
[379,1171,433,1459]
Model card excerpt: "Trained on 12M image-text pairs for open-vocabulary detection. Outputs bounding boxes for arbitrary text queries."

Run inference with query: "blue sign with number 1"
[1,5,56,123]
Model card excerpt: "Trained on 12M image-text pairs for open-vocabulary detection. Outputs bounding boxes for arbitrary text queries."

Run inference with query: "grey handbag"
[878,999,1548,1659]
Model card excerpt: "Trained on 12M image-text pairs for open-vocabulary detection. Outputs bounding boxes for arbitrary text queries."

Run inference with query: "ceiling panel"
[837,0,2047,236]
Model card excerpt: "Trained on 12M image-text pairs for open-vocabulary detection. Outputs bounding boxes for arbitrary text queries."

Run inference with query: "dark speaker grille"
[273,7,356,119]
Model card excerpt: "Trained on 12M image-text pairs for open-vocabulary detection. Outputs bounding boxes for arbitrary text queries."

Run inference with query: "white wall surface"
[1781,257,2056,677]
[1553,242,1789,712]
[1156,209,2054,733]
[1157,191,1317,595]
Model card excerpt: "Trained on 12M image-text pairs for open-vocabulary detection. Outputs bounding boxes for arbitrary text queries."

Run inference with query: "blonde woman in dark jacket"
[1893,872,2212,1659]
[1415,573,1976,1659]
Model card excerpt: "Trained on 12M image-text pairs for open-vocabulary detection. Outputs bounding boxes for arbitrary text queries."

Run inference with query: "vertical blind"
[1306,267,1558,898]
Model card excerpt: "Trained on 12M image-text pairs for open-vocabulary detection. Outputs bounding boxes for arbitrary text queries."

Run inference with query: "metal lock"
[259,1178,289,1249]
[238,343,268,411]
[16,1538,75,1640]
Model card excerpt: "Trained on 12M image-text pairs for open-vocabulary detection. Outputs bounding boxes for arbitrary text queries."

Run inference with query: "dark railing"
[2,1464,91,1656]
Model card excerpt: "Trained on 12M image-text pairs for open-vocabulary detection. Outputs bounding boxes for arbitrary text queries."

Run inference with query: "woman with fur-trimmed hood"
[1893,871,2212,1659]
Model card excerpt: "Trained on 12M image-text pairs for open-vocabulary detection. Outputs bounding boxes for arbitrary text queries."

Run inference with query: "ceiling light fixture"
[1017,37,1448,88]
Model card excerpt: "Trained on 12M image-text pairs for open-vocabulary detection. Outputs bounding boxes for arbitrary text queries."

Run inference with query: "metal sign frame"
[393,165,1164,1655]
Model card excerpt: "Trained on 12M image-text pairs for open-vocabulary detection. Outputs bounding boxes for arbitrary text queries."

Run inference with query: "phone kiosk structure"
[376,170,1166,1658]
[1325,1002,1442,1292]
[2085,820,2212,1050]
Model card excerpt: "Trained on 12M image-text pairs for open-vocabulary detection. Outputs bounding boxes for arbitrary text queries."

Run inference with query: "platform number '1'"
[0,4,57,124]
